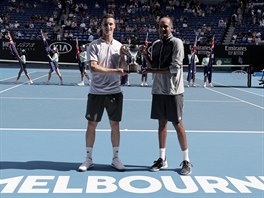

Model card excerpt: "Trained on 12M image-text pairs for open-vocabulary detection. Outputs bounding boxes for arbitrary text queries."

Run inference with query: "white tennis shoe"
[78,81,84,86]
[111,157,125,171]
[78,158,94,171]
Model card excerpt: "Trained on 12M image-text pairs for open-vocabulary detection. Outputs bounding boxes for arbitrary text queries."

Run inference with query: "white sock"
[86,147,93,159]
[182,149,190,162]
[113,147,119,159]
[159,148,166,160]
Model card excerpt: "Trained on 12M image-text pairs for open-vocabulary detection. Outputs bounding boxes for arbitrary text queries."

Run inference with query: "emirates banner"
[185,44,263,70]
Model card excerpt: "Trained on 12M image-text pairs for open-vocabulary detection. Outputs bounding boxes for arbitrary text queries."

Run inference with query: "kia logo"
[50,42,72,54]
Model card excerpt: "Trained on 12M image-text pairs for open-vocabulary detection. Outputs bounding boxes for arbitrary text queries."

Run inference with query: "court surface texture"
[0,68,263,198]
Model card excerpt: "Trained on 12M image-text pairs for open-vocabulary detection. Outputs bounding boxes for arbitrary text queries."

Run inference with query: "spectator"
[94,2,100,8]
[218,18,226,27]
[14,21,20,28]
[88,34,94,42]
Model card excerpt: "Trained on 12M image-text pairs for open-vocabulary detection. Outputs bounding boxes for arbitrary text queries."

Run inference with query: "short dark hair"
[159,16,173,28]
[102,13,115,20]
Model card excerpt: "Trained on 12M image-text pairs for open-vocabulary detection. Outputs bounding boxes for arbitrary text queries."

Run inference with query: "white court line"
[193,74,263,97]
[0,96,86,100]
[206,88,264,110]
[191,75,264,109]
[211,80,264,97]
[0,128,263,134]
[125,99,240,103]
[0,74,48,94]
[0,71,37,82]
[231,87,264,97]
[0,96,240,103]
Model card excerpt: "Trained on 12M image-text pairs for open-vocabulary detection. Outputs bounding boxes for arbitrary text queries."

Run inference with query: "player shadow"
[212,85,252,88]
[89,164,178,172]
[0,161,80,171]
[174,168,183,175]
[0,161,150,172]
[121,164,151,172]
[38,82,81,87]
[77,164,150,172]
[0,81,21,85]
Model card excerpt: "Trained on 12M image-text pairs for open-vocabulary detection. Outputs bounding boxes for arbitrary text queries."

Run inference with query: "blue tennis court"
[0,67,263,198]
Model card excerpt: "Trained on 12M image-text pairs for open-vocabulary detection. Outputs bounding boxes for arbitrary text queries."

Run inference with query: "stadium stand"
[230,0,264,45]
[0,0,56,39]
[0,0,263,45]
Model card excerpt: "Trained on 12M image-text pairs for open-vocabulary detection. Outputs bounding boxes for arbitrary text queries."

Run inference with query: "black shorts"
[85,93,123,122]
[141,73,147,78]
[151,94,184,123]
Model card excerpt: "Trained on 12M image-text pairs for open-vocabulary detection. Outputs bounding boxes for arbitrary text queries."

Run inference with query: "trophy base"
[125,64,140,73]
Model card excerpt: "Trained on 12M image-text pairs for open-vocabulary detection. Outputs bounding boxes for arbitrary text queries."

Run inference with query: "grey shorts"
[151,94,184,123]
[85,93,123,122]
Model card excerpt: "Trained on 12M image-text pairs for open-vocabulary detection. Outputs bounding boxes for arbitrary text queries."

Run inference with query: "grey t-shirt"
[150,35,185,95]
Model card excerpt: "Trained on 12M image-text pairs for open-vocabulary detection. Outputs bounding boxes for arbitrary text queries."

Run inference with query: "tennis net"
[0,61,252,87]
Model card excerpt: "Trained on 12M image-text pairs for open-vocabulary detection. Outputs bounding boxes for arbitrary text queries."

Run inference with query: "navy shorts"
[50,62,59,72]
[79,62,87,73]
[19,63,26,70]
[85,93,123,122]
[204,66,208,76]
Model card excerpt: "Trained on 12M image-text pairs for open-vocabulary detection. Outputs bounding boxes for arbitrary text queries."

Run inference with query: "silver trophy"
[123,44,140,73]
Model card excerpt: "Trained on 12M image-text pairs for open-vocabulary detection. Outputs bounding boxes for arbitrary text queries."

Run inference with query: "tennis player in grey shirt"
[139,16,192,175]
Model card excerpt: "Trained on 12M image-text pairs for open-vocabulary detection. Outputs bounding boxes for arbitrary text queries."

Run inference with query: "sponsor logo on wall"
[50,42,72,54]
[224,46,248,56]
[2,41,36,52]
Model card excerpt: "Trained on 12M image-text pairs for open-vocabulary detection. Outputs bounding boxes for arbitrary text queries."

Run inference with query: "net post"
[247,65,251,88]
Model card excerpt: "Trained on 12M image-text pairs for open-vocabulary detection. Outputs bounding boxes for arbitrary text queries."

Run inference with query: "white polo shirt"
[87,38,122,94]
